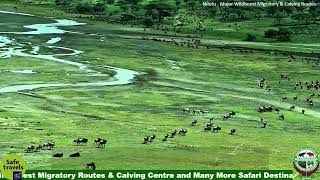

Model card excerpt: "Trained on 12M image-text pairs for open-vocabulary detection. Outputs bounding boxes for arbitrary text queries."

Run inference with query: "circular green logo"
[293,148,319,177]
[0,154,27,180]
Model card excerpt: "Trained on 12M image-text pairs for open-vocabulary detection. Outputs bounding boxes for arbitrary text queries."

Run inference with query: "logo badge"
[0,153,27,180]
[293,148,319,178]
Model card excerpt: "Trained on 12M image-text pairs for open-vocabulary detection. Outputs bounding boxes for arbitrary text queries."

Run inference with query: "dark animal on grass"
[53,153,63,158]
[26,145,35,153]
[200,110,209,115]
[206,122,213,128]
[204,126,212,132]
[170,130,177,138]
[279,114,285,120]
[275,108,280,114]
[69,152,80,157]
[97,139,107,148]
[182,108,191,114]
[48,142,55,149]
[94,138,102,145]
[229,111,236,117]
[35,145,42,152]
[302,109,305,114]
[42,142,55,150]
[293,96,298,100]
[191,120,197,126]
[262,121,268,128]
[179,129,188,136]
[149,135,156,142]
[86,162,96,170]
[143,136,149,144]
[223,114,231,119]
[212,126,221,133]
[230,129,236,135]
[289,105,295,111]
[282,96,288,100]
[74,138,88,146]
[163,134,169,141]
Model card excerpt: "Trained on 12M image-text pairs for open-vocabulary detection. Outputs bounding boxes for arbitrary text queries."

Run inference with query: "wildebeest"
[230,129,236,135]
[204,126,212,132]
[97,139,107,148]
[170,130,177,138]
[74,138,88,146]
[279,114,285,120]
[212,126,221,133]
[191,120,197,126]
[289,105,295,111]
[86,162,96,170]
[69,152,80,157]
[258,106,273,113]
[261,121,268,128]
[26,145,35,153]
[42,142,55,150]
[302,109,305,114]
[143,136,149,144]
[182,108,191,114]
[178,129,188,136]
[163,134,169,141]
[149,134,156,142]
[53,153,63,157]
[206,122,213,128]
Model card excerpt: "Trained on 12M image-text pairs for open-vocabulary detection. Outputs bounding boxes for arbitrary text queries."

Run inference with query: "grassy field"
[0,1,319,177]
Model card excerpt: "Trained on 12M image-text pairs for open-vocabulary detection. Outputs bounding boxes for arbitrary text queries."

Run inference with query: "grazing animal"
[302,109,305,114]
[212,126,221,133]
[69,152,80,157]
[163,134,169,141]
[149,135,156,142]
[206,122,213,128]
[86,162,96,170]
[74,138,88,146]
[94,138,102,145]
[279,114,285,120]
[204,126,212,132]
[293,96,298,100]
[191,120,197,126]
[97,139,107,148]
[170,130,177,138]
[230,129,236,135]
[48,142,55,149]
[262,121,268,128]
[26,145,35,153]
[275,108,280,113]
[143,136,149,144]
[289,105,295,111]
[53,153,63,157]
[178,129,188,136]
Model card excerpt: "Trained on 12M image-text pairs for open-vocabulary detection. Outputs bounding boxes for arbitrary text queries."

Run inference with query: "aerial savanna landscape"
[0,0,319,173]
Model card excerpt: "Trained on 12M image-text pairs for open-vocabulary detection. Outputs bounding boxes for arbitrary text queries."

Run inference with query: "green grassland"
[0,1,319,177]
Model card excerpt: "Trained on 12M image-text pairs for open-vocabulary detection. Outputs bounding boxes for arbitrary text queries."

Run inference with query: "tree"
[264,29,278,39]
[277,28,291,42]
[75,2,92,13]
[145,1,176,23]
[292,12,313,28]
[245,33,257,41]
[143,18,154,27]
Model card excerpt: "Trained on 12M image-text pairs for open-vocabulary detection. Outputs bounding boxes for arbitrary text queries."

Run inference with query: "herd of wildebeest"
[10,7,318,169]
[19,42,319,170]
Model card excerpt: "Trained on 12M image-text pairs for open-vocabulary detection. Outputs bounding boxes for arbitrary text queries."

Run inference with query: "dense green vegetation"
[0,1,319,178]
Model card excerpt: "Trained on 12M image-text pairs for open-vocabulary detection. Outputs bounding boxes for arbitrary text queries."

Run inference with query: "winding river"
[0,11,138,93]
